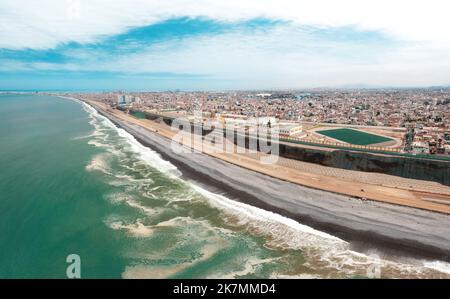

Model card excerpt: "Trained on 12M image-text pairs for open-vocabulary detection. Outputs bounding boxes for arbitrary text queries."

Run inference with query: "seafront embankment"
[245,135,450,186]
[137,110,450,186]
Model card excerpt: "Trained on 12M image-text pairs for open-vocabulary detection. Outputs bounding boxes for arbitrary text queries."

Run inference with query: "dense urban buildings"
[66,88,450,156]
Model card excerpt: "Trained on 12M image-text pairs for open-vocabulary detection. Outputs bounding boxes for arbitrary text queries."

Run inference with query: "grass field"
[131,111,147,119]
[316,128,393,145]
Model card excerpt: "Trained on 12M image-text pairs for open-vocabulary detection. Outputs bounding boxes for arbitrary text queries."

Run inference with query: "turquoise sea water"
[0,94,449,278]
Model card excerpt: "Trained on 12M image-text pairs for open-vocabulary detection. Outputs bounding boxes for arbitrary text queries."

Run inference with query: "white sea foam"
[150,215,235,242]
[73,130,104,140]
[126,199,160,216]
[153,216,206,229]
[82,100,182,179]
[86,153,113,176]
[122,217,228,278]
[104,192,160,216]
[208,257,281,279]
[87,139,109,148]
[114,127,182,178]
[190,183,343,244]
[189,184,450,277]
[122,242,221,279]
[108,219,154,238]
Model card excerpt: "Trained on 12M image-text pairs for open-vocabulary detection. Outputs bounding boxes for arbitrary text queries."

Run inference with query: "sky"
[1,0,450,91]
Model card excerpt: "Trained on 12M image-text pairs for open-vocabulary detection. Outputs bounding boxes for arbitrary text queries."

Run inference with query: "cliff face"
[227,132,450,186]
[138,113,450,186]
[280,144,450,186]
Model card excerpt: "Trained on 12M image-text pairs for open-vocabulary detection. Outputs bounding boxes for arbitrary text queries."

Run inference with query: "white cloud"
[1,0,450,50]
[2,0,450,88]
[16,24,450,88]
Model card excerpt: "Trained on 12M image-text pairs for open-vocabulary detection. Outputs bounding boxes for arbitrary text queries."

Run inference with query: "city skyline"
[2,0,450,90]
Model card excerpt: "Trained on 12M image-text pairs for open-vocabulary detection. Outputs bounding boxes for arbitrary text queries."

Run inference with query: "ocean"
[0,94,449,278]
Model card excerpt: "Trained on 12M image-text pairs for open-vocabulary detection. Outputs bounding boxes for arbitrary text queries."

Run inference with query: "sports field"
[131,111,147,119]
[316,128,393,145]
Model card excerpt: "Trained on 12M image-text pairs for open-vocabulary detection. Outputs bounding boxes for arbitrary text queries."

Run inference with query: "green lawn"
[316,128,392,145]
[131,111,147,119]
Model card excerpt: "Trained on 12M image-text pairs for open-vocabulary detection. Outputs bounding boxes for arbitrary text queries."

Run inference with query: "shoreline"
[80,98,450,263]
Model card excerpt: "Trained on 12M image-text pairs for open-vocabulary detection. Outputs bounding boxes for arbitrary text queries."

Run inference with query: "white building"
[411,141,429,154]
[277,124,303,136]
[117,95,141,107]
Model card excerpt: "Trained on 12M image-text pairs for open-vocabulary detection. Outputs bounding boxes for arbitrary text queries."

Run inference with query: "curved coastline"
[78,98,450,264]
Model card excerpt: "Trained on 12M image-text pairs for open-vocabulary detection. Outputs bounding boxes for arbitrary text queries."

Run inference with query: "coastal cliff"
[136,110,450,186]
[226,131,450,186]
[279,144,450,186]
